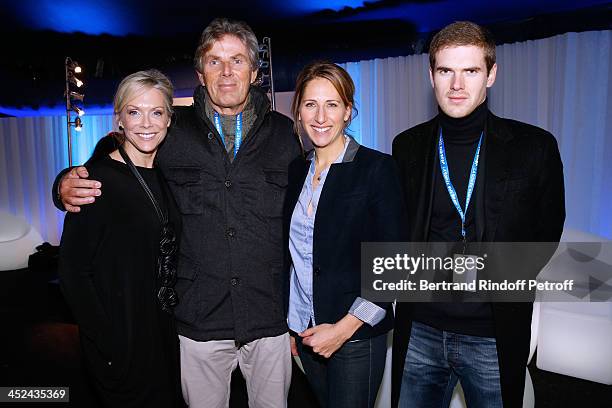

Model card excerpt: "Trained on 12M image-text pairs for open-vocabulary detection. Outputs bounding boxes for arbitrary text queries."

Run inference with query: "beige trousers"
[179,332,292,408]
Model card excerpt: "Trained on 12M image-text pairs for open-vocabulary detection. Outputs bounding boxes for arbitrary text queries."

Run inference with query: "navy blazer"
[282,138,407,340]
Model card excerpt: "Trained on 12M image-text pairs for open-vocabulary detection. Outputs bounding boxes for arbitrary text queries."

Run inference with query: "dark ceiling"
[1,0,610,114]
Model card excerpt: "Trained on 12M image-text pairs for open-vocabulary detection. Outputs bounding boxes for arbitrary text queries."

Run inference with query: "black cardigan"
[282,139,407,340]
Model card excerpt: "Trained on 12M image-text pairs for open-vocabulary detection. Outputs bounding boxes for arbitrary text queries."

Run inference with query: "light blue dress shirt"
[287,136,386,334]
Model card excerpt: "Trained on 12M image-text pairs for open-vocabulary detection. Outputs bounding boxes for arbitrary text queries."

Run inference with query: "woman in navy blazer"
[282,61,406,408]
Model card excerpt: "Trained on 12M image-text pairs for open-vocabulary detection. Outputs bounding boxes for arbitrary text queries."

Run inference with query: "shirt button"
[207,132,213,140]
[227,228,236,238]
[230,278,239,286]
[313,266,321,276]
[224,180,232,188]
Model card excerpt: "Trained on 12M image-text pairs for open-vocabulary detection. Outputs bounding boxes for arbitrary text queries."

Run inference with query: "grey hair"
[193,18,259,73]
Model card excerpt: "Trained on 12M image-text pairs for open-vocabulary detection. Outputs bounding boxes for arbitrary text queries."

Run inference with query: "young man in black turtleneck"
[391,22,565,408]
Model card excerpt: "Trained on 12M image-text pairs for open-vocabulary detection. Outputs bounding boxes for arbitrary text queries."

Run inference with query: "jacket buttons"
[313,266,321,276]
[224,180,232,188]
[227,228,236,238]
[207,132,213,140]
[230,278,240,286]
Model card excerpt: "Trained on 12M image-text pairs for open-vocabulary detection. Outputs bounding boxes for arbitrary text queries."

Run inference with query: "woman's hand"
[299,314,364,358]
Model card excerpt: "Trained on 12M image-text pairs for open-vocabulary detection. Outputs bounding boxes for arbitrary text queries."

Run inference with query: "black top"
[412,101,495,337]
[59,155,181,407]
[438,99,488,142]
[429,101,488,243]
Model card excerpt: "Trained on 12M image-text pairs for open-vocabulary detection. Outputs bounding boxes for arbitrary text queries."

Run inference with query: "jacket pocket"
[262,168,288,217]
[81,326,128,383]
[165,167,203,215]
[80,334,115,380]
[505,176,529,192]
[173,254,201,326]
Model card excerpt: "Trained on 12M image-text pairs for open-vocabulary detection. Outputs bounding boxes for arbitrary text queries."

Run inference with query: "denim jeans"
[399,321,503,408]
[296,332,387,408]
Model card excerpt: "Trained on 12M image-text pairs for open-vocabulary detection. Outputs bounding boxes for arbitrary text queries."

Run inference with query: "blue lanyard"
[213,112,243,158]
[438,129,483,239]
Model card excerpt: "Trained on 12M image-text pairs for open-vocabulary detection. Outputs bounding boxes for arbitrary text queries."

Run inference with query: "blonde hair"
[112,70,174,142]
[113,69,174,116]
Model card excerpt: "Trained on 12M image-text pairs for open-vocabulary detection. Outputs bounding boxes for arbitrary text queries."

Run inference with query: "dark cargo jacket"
[158,86,302,343]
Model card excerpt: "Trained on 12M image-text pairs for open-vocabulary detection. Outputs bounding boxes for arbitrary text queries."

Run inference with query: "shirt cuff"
[348,297,386,327]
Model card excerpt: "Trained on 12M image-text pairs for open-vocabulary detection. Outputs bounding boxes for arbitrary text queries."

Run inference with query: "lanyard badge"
[438,129,483,289]
[438,128,483,244]
[213,111,243,158]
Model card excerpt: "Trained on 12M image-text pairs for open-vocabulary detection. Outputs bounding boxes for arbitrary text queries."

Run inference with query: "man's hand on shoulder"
[60,166,102,213]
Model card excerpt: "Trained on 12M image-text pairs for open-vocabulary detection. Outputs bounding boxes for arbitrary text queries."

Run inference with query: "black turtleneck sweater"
[412,101,495,337]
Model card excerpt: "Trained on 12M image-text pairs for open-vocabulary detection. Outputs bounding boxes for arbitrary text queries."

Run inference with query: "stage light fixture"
[67,59,82,74]
[64,57,86,166]
[74,117,82,131]
[70,91,84,101]
[72,106,85,116]
[257,37,275,110]
[69,76,84,88]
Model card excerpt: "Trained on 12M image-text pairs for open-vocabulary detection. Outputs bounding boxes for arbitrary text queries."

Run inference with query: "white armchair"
[0,211,43,271]
[535,229,612,385]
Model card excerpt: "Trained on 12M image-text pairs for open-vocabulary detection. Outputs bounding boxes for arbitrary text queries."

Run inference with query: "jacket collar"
[484,111,514,144]
[193,84,271,123]
[305,135,360,163]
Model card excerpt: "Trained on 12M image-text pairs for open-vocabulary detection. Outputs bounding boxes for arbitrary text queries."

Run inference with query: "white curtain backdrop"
[0,115,113,244]
[0,30,610,245]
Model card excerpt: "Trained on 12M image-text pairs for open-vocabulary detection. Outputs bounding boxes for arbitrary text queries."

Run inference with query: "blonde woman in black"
[59,70,181,407]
